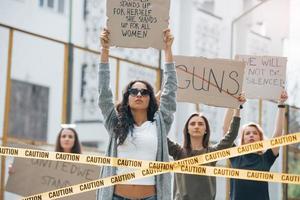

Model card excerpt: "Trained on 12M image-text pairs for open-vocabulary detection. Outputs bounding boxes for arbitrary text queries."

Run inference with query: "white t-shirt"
[117,121,158,185]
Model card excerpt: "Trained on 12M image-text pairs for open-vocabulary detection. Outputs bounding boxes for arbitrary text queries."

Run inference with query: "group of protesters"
[95,28,288,200]
[7,28,288,200]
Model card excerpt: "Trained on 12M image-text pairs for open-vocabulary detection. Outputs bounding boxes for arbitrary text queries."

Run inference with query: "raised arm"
[164,29,174,63]
[223,108,234,134]
[167,138,183,160]
[222,94,245,134]
[212,113,240,151]
[100,28,110,63]
[98,29,118,133]
[158,29,177,133]
[214,95,245,151]
[271,90,288,156]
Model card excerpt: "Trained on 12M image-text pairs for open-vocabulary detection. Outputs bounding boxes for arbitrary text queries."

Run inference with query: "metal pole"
[1,29,14,200]
[62,44,70,123]
[65,0,73,123]
[258,98,263,126]
[68,0,73,43]
[282,105,289,200]
[61,42,74,124]
[196,104,200,112]
[66,44,73,123]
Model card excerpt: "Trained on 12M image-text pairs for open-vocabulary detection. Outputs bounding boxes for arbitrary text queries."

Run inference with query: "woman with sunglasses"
[223,90,288,200]
[97,28,177,200]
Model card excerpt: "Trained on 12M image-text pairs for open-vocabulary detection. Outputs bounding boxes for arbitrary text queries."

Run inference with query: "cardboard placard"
[236,55,287,100]
[107,0,170,49]
[175,55,245,108]
[6,157,100,200]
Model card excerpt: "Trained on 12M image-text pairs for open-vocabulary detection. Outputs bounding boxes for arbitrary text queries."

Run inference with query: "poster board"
[107,0,170,49]
[6,156,100,199]
[175,55,245,108]
[236,55,287,100]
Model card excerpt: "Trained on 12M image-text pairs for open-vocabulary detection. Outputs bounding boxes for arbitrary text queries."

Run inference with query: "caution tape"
[21,169,167,200]
[0,132,299,199]
[0,146,169,170]
[22,165,300,200]
[174,165,300,185]
[174,131,300,166]
[1,132,299,171]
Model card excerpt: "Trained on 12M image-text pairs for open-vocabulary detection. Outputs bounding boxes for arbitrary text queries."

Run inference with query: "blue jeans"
[112,193,157,200]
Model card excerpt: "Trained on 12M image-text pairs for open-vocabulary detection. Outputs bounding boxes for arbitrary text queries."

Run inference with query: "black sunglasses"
[128,88,150,97]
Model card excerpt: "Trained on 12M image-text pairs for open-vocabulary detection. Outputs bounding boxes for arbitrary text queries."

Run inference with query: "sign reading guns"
[175,55,245,108]
[236,55,287,100]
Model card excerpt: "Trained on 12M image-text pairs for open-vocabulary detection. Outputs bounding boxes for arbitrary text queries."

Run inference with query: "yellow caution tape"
[174,132,300,166]
[22,165,300,200]
[21,169,167,200]
[1,132,299,200]
[1,132,299,171]
[175,165,300,185]
[0,146,170,170]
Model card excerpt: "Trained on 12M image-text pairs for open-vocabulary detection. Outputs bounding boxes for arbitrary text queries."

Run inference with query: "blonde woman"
[223,90,288,200]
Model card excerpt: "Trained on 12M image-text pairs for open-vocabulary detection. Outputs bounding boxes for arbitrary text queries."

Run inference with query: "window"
[39,0,65,14]
[39,0,44,7]
[57,0,65,13]
[193,0,215,13]
[47,0,54,8]
[9,80,49,141]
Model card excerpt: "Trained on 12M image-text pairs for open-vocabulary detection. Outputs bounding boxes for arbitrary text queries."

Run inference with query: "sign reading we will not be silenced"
[6,157,100,200]
[236,55,287,100]
[107,0,170,49]
[175,56,246,108]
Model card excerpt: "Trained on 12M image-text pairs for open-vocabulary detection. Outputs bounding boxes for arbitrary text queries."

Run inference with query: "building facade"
[1,0,299,199]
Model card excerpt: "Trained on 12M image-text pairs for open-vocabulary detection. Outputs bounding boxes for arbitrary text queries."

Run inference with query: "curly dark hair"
[55,128,82,154]
[115,80,158,145]
[183,113,211,152]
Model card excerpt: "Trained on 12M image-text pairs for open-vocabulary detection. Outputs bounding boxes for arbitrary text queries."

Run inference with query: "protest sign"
[175,55,245,108]
[236,55,287,100]
[107,0,170,49]
[6,157,100,200]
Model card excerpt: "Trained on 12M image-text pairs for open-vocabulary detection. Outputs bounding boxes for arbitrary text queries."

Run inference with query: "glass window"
[47,0,54,9]
[9,80,49,141]
[39,0,44,7]
[58,0,65,14]
[38,0,65,14]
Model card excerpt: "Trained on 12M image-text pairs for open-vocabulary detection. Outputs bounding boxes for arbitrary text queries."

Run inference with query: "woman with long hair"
[9,125,82,174]
[97,28,177,200]
[55,126,81,154]
[167,95,245,200]
[223,90,288,200]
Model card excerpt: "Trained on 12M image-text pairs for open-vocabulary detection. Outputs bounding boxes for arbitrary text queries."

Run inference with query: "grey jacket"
[97,62,177,200]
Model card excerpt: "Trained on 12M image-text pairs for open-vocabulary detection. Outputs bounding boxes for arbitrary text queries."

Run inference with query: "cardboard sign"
[175,56,245,108]
[6,157,100,200]
[236,55,287,100]
[107,0,170,49]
